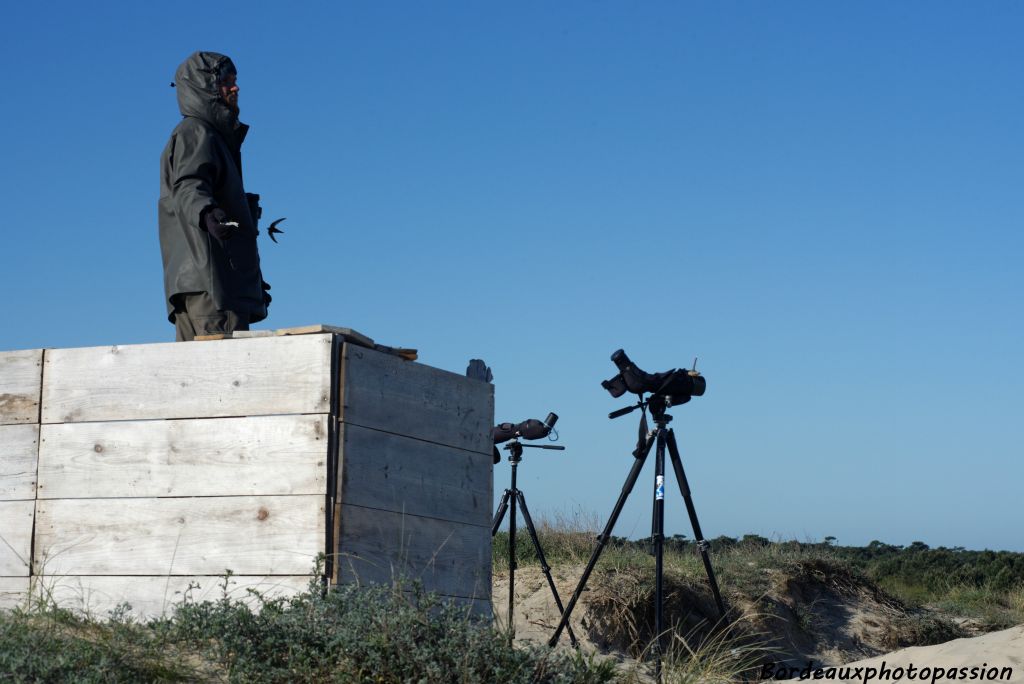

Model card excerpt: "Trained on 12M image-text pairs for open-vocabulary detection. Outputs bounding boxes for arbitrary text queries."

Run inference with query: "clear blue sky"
[1,2,1020,551]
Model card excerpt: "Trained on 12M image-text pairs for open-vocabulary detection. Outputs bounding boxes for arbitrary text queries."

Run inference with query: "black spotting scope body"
[601,349,706,403]
[492,412,558,444]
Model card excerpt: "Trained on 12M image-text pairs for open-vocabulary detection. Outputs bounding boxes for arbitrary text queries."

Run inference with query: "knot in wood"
[257,507,270,521]
[93,444,103,453]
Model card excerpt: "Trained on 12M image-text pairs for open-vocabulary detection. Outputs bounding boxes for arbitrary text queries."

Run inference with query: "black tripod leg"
[492,489,511,537]
[652,429,667,680]
[547,430,657,647]
[515,490,580,648]
[666,429,727,620]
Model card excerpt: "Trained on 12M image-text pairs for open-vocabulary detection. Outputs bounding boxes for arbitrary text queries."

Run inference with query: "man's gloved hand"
[262,280,272,308]
[204,207,236,241]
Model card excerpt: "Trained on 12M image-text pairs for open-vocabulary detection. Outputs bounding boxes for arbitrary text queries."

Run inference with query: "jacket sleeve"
[167,126,222,230]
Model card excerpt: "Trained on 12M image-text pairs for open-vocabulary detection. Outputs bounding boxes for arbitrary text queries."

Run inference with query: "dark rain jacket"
[159,51,267,323]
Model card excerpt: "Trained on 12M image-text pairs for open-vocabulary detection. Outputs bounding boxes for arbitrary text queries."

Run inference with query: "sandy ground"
[494,567,1023,683]
[492,567,653,680]
[829,626,1024,682]
[492,567,608,650]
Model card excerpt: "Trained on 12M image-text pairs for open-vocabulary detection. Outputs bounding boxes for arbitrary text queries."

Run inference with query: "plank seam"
[400,589,493,603]
[35,493,326,501]
[29,348,44,580]
[27,574,319,578]
[39,411,332,426]
[339,419,494,458]
[337,501,491,531]
[324,334,343,585]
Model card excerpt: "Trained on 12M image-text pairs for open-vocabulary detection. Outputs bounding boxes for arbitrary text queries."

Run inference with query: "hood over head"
[173,51,247,147]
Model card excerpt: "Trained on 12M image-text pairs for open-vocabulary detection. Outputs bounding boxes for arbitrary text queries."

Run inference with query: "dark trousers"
[173,292,250,342]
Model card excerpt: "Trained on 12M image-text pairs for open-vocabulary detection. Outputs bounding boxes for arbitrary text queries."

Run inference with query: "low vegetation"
[0,572,615,683]
[2,525,1020,682]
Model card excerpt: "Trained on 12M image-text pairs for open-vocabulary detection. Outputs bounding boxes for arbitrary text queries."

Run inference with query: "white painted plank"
[336,504,491,600]
[341,345,494,455]
[0,424,38,501]
[35,496,325,576]
[38,415,328,499]
[41,335,333,424]
[0,576,30,610]
[339,423,491,527]
[0,349,42,425]
[37,575,313,620]
[0,500,34,576]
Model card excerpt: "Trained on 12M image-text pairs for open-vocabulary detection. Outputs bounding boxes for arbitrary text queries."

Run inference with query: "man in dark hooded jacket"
[159,51,270,341]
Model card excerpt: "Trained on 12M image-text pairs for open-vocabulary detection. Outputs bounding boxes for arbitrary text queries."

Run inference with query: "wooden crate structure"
[0,330,494,617]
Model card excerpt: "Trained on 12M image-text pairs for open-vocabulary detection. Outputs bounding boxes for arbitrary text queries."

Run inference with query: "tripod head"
[609,394,683,459]
[609,394,678,423]
[502,439,565,463]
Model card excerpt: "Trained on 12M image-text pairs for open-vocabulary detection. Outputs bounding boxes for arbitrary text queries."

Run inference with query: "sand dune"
[826,626,1024,682]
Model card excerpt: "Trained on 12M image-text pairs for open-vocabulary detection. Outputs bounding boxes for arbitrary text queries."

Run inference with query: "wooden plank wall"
[336,344,494,609]
[1,334,495,618]
[0,349,41,610]
[28,335,334,618]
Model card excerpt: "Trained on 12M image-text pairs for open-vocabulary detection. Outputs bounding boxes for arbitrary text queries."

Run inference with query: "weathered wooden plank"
[35,496,325,576]
[38,415,328,499]
[0,424,38,501]
[336,504,491,600]
[37,575,313,620]
[422,592,492,618]
[41,335,333,424]
[0,577,30,610]
[340,345,494,455]
[0,349,42,425]
[0,500,34,576]
[275,324,375,348]
[389,588,491,618]
[338,423,491,527]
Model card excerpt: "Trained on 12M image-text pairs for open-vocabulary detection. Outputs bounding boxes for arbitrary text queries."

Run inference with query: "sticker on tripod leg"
[656,475,664,500]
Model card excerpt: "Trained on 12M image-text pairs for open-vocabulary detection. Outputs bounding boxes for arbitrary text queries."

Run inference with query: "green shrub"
[162,578,615,683]
[0,573,616,684]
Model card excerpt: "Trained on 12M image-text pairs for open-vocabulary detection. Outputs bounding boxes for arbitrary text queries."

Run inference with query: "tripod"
[547,395,726,680]
[492,438,579,648]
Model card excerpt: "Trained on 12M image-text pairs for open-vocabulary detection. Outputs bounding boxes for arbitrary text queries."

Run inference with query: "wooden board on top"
[41,335,333,424]
[274,324,375,348]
